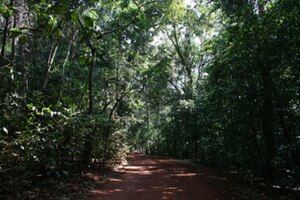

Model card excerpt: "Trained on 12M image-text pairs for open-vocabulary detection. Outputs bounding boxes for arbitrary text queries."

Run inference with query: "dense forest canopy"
[0,0,299,198]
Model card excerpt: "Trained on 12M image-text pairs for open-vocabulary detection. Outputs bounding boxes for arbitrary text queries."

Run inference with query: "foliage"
[0,0,299,198]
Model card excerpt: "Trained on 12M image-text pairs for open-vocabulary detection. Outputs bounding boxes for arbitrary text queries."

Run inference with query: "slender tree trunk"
[42,41,59,91]
[260,65,276,179]
[102,124,112,167]
[77,12,97,115]
[146,101,150,153]
[11,9,17,61]
[102,94,125,166]
[257,0,276,180]
[249,111,259,158]
[88,50,96,114]
[57,30,78,103]
[1,0,14,65]
[1,17,10,65]
[280,115,290,140]
[82,49,97,165]
[170,24,193,99]
[246,88,260,161]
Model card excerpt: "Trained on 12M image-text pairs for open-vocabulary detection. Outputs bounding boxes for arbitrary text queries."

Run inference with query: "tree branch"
[96,1,157,38]
[168,79,182,95]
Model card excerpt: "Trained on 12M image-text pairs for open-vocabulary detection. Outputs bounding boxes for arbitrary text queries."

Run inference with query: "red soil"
[86,153,230,200]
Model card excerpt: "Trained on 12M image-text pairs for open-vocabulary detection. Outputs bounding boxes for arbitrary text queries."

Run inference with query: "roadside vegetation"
[0,0,299,199]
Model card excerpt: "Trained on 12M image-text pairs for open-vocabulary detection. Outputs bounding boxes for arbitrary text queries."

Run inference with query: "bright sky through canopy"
[184,0,196,7]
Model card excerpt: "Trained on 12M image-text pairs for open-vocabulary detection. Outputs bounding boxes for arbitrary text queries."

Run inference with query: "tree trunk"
[88,50,96,114]
[249,111,260,159]
[82,49,97,165]
[1,0,15,65]
[42,42,59,91]
[258,0,276,180]
[11,6,17,61]
[260,65,276,180]
[57,30,78,103]
[1,17,10,65]
[170,24,193,99]
[102,94,125,166]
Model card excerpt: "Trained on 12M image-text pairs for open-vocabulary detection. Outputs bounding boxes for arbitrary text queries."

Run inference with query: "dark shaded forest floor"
[2,153,299,200]
[1,167,106,200]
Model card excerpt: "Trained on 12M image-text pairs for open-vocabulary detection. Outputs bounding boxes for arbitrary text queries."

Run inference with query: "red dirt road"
[87,153,229,200]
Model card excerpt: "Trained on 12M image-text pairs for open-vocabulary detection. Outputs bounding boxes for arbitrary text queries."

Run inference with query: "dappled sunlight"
[153,186,185,193]
[86,154,225,200]
[109,178,123,183]
[91,188,124,195]
[169,173,197,177]
[2,0,297,199]
[123,164,164,175]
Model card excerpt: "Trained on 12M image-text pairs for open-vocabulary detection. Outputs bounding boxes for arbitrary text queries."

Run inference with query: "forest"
[0,0,299,199]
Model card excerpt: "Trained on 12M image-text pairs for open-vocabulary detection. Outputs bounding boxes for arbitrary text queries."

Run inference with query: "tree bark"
[42,41,59,91]
[257,0,277,180]
[0,0,15,65]
[82,49,97,165]
[102,94,126,166]
[11,3,18,62]
[169,24,193,99]
[1,17,10,65]
[88,50,96,114]
[260,65,276,179]
[57,30,78,103]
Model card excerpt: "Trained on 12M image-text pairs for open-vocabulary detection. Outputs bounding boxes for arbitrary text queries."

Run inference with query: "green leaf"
[48,15,58,32]
[0,6,13,18]
[10,28,23,37]
[83,10,98,28]
[85,10,98,21]
[71,11,79,23]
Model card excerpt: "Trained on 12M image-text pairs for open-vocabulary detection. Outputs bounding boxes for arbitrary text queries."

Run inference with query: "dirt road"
[87,153,229,200]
